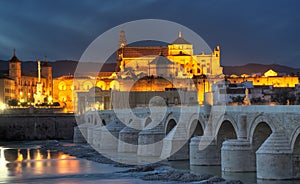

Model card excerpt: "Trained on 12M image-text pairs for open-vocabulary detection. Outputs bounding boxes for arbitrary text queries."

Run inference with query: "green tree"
[8,99,18,106]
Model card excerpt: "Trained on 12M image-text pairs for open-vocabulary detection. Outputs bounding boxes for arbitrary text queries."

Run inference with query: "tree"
[230,95,244,104]
[8,99,18,106]
[272,89,296,105]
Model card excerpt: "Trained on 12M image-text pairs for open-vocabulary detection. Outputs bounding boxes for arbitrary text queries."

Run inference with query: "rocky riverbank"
[41,140,243,184]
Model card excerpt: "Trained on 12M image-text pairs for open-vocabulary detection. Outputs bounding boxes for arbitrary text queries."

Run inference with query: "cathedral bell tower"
[116,30,127,72]
[9,49,22,99]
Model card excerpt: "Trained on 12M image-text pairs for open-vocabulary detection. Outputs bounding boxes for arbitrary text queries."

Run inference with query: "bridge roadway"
[74,105,300,180]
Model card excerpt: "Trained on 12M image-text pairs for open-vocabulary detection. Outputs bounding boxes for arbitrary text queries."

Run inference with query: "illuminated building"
[227,69,299,88]
[0,76,15,104]
[53,74,115,112]
[0,50,53,104]
[117,31,223,77]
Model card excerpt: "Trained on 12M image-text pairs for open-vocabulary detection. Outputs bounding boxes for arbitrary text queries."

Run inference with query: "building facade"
[227,69,299,88]
[1,50,53,104]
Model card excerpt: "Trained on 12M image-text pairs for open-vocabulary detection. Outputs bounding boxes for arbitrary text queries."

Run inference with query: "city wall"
[0,112,76,141]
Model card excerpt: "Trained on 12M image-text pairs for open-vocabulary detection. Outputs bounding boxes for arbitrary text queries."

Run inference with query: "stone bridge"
[74,105,300,180]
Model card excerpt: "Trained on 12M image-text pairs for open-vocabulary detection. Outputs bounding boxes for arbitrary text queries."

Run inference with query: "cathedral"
[116,31,223,78]
[76,31,225,112]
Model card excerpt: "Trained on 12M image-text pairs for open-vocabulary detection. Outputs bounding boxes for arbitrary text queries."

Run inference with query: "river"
[0,141,299,184]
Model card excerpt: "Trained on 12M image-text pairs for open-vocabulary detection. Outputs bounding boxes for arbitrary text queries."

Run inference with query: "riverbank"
[39,140,243,184]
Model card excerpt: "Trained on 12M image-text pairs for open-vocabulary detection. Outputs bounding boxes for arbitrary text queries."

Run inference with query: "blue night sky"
[0,0,299,67]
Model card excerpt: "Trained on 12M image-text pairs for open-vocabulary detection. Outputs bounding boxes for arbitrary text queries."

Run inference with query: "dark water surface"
[1,141,299,184]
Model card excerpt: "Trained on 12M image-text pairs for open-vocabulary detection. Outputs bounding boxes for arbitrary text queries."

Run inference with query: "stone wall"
[0,113,76,141]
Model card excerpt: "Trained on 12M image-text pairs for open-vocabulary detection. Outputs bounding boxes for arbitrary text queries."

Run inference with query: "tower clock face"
[11,64,15,68]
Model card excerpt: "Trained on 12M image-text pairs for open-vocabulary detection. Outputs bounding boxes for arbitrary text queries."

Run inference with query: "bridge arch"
[165,119,177,135]
[215,114,238,137]
[187,114,205,138]
[291,126,300,151]
[144,117,152,128]
[249,115,275,146]
[102,119,106,126]
[216,120,238,148]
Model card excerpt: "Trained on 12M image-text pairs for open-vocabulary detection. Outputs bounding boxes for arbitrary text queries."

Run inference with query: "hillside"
[0,60,116,78]
[1,60,299,77]
[223,63,300,76]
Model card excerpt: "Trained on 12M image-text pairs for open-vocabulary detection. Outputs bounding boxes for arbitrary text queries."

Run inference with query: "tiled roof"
[120,46,168,58]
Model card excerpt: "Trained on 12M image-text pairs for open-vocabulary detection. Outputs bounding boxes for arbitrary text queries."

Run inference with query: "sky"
[0,0,299,67]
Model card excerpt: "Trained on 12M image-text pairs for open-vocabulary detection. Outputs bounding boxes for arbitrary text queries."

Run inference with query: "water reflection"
[0,147,76,179]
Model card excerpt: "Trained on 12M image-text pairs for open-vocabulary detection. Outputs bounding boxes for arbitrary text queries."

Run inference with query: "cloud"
[0,0,299,67]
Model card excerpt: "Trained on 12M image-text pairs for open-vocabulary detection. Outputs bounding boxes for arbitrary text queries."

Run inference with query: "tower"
[116,30,127,72]
[41,56,53,101]
[9,49,21,99]
[118,30,126,48]
[168,32,193,56]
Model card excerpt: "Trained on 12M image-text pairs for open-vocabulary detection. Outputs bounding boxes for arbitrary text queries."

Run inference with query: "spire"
[178,31,182,38]
[10,48,21,63]
[119,30,127,48]
[42,55,51,67]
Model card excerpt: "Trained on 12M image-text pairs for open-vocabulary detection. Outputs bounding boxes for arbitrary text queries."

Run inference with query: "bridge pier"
[256,132,293,180]
[190,136,220,165]
[92,125,103,146]
[97,119,125,150]
[137,109,168,157]
[221,139,256,172]
[118,118,143,153]
[73,126,86,143]
[73,123,92,143]
[161,137,189,160]
[221,114,256,172]
[137,130,164,157]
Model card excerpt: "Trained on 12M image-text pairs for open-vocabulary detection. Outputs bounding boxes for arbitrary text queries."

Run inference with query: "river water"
[0,142,299,184]
[0,142,176,184]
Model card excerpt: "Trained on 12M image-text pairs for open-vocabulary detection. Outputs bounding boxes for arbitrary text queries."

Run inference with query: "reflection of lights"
[0,148,8,178]
[17,149,23,162]
[27,149,31,160]
[47,150,51,159]
[57,152,75,160]
[35,149,42,160]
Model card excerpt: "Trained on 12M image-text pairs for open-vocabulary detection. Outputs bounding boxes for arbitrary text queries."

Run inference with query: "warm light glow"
[35,149,43,160]
[0,103,6,110]
[264,69,278,77]
[47,150,51,159]
[27,149,31,160]
[48,96,53,103]
[17,149,23,161]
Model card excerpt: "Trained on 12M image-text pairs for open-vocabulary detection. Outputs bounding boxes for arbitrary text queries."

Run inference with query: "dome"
[171,32,191,44]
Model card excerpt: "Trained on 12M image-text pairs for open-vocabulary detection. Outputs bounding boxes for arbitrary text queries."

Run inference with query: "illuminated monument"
[34,60,45,104]
[117,31,223,77]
